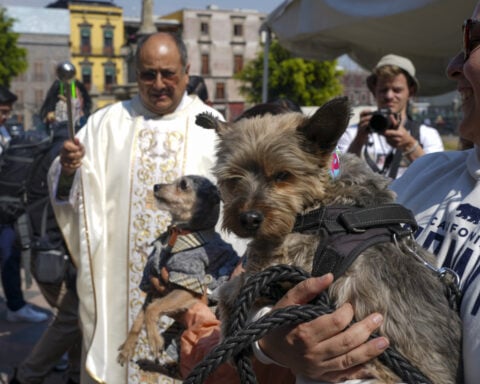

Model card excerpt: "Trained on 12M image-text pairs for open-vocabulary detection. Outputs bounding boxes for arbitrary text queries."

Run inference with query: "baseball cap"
[366,54,419,94]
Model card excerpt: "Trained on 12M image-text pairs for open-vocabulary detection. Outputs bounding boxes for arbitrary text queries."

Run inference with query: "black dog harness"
[292,203,461,310]
[292,203,417,279]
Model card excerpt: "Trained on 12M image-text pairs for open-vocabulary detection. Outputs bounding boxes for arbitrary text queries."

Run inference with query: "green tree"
[236,39,343,106]
[0,8,27,87]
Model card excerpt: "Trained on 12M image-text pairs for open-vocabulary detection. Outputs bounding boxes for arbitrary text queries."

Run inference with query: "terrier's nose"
[240,211,264,230]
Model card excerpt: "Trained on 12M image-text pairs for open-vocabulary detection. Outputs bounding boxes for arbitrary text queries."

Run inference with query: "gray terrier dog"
[117,175,238,366]
[195,97,462,383]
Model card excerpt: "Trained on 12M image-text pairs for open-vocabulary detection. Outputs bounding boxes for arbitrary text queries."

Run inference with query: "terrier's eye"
[223,177,240,190]
[274,171,291,183]
[179,179,189,191]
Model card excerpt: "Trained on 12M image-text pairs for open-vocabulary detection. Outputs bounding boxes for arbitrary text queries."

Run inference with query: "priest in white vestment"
[48,33,240,384]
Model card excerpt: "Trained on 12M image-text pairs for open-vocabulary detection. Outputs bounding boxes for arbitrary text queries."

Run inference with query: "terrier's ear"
[298,97,351,152]
[196,112,230,135]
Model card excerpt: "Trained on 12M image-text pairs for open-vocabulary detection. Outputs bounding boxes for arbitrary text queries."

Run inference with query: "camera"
[368,108,400,133]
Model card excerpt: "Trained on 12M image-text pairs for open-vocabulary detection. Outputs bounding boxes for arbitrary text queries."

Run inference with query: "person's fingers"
[60,139,85,171]
[150,276,163,292]
[301,303,355,345]
[294,313,388,380]
[272,274,334,308]
[309,312,385,361]
[259,302,356,368]
[308,336,389,381]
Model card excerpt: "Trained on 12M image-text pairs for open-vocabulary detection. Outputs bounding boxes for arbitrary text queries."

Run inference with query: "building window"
[104,65,116,92]
[233,24,243,37]
[215,82,225,100]
[201,54,210,76]
[15,72,26,82]
[81,65,92,91]
[81,26,91,54]
[200,22,209,35]
[15,89,24,108]
[234,55,244,74]
[103,28,114,56]
[33,62,44,81]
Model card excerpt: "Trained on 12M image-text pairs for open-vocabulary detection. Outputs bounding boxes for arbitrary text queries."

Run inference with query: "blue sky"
[1,0,284,17]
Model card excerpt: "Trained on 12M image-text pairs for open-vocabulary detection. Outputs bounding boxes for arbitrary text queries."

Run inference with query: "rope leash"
[184,264,432,384]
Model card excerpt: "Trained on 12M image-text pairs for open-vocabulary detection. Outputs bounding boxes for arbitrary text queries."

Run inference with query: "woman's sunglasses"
[463,18,480,60]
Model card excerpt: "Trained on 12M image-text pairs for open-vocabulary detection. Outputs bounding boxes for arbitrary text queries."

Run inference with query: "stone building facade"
[6,6,70,130]
[163,6,266,121]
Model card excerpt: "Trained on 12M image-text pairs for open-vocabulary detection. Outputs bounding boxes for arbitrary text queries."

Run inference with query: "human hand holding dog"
[258,274,389,382]
[60,138,85,176]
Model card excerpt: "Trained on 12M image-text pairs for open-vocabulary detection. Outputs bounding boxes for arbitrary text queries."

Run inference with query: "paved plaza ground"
[0,274,65,384]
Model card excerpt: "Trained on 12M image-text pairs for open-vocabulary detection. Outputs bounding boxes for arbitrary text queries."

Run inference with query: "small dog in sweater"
[117,175,239,365]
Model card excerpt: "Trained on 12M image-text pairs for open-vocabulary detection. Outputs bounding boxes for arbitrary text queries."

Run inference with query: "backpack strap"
[406,119,421,144]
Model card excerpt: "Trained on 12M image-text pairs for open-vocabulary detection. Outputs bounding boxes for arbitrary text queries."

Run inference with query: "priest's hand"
[60,138,85,176]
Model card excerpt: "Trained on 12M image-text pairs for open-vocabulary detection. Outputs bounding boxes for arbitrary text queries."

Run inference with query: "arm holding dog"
[178,274,388,383]
[257,275,389,382]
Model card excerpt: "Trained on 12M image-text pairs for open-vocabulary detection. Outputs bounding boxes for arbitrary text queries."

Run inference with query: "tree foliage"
[0,8,27,87]
[235,39,344,106]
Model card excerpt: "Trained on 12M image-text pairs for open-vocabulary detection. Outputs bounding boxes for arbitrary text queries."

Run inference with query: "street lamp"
[260,24,271,103]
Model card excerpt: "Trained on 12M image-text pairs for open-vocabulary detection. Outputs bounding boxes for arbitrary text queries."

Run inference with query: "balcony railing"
[71,45,124,57]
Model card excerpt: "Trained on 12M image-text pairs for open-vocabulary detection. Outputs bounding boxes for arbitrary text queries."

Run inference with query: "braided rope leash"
[184,265,432,384]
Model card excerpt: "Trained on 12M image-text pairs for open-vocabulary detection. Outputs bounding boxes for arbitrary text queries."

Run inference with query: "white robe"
[49,94,228,384]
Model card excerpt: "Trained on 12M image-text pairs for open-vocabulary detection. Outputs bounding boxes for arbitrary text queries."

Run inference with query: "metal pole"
[261,26,271,103]
[56,61,77,139]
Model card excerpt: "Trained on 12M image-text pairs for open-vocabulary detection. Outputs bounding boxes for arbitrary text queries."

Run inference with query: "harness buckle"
[438,267,460,290]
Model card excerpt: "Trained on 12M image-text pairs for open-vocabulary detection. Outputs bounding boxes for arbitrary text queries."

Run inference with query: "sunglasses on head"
[137,69,178,84]
[463,18,480,60]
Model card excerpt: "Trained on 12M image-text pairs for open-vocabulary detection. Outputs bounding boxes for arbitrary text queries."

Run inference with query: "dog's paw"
[147,330,165,358]
[117,341,137,366]
[117,345,130,366]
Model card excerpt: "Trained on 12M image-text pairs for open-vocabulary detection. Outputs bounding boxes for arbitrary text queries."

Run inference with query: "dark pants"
[0,224,26,311]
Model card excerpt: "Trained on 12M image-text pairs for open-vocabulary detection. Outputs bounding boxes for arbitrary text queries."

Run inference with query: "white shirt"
[338,122,444,178]
[392,148,480,384]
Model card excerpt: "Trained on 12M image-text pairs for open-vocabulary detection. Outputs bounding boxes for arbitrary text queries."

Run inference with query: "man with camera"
[338,54,444,179]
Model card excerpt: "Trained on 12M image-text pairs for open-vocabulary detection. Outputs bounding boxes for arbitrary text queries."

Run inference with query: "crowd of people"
[2,1,480,382]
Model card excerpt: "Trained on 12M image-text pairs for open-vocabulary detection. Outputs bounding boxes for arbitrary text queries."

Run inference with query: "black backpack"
[25,122,76,287]
[0,130,52,225]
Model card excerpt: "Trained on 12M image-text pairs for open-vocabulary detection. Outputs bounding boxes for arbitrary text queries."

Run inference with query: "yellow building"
[69,1,125,109]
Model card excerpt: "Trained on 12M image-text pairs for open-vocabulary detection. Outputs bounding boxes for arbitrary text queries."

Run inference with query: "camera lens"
[369,113,390,133]
[368,108,398,133]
